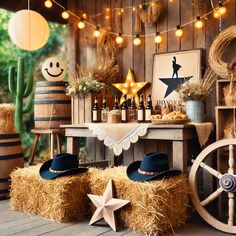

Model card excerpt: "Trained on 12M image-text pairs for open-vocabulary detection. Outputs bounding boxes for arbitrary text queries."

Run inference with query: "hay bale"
[0,104,16,133]
[89,166,189,235]
[10,165,91,223]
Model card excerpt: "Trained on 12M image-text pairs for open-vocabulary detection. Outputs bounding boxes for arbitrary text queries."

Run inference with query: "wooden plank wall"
[68,0,236,164]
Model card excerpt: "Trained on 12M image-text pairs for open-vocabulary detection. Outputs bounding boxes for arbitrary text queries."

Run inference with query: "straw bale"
[89,166,190,235]
[10,165,91,223]
[0,104,16,133]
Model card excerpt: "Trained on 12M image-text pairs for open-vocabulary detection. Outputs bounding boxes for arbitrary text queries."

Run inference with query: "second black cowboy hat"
[126,152,181,182]
[40,153,88,180]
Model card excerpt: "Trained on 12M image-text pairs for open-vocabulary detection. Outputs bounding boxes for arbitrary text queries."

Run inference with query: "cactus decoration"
[8,57,33,135]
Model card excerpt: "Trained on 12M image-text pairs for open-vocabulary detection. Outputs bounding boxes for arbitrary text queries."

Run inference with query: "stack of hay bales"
[10,165,189,234]
[0,104,24,200]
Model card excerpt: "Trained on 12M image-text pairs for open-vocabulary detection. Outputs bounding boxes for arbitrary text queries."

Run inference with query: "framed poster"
[152,49,202,101]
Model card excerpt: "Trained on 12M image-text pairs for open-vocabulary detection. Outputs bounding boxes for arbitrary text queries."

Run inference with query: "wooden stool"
[30,129,65,164]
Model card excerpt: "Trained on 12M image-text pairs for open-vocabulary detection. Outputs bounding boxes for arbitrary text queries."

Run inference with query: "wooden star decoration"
[112,68,149,105]
[87,179,130,232]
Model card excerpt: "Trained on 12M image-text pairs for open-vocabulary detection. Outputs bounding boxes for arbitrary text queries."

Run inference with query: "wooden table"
[62,124,197,173]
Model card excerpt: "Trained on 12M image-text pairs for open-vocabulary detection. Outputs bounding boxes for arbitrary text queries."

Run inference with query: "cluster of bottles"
[92,94,153,123]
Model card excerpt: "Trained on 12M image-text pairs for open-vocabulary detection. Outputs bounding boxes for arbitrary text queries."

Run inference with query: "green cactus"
[8,57,33,135]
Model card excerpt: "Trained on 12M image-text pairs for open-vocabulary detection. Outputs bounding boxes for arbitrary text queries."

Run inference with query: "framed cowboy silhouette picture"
[152,49,202,101]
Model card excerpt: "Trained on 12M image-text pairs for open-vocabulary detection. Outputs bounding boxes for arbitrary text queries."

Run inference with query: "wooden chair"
[30,129,65,164]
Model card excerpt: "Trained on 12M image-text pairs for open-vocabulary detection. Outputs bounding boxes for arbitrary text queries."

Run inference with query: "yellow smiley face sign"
[41,57,67,81]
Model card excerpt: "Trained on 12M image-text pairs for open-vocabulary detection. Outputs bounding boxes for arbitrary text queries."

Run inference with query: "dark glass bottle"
[121,95,128,123]
[101,96,108,122]
[137,94,145,123]
[145,94,153,122]
[113,94,120,111]
[92,97,100,123]
[128,96,137,122]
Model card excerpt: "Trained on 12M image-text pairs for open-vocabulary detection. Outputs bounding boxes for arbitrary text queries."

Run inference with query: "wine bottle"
[137,94,145,123]
[113,94,120,111]
[101,96,108,122]
[128,96,137,122]
[92,97,100,123]
[145,94,153,122]
[121,95,128,123]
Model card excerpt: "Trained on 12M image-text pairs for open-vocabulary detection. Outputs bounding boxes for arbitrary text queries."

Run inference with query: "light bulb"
[105,15,110,20]
[82,13,87,19]
[133,35,141,46]
[218,5,227,15]
[176,25,183,37]
[120,8,124,13]
[139,4,143,9]
[195,16,204,29]
[169,0,174,2]
[78,20,85,29]
[154,32,162,44]
[61,10,69,19]
[93,26,101,38]
[116,33,124,45]
[213,10,220,18]
[133,7,136,11]
[106,8,110,12]
[44,0,52,8]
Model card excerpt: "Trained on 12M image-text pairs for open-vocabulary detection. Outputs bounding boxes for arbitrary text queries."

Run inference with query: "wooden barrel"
[0,133,24,200]
[34,81,71,129]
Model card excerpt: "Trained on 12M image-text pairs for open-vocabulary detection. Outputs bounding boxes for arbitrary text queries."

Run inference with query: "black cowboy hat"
[40,153,88,180]
[126,153,181,182]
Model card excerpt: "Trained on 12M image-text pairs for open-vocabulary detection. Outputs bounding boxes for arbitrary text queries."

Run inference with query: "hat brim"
[39,159,88,180]
[126,161,181,182]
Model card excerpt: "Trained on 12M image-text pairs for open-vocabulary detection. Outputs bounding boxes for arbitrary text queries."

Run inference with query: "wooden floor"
[0,200,231,236]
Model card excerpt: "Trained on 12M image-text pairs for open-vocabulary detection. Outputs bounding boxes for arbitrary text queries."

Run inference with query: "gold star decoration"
[87,179,130,232]
[112,68,149,105]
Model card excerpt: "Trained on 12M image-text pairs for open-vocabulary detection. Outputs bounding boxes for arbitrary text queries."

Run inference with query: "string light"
[169,0,174,2]
[139,4,143,9]
[195,16,204,29]
[106,8,110,12]
[93,26,101,38]
[61,10,69,19]
[82,13,87,19]
[133,35,141,46]
[105,15,110,20]
[154,32,162,44]
[116,33,124,45]
[218,3,227,15]
[132,7,136,11]
[78,20,85,29]
[175,25,183,37]
[120,8,124,13]
[213,10,220,18]
[44,0,53,8]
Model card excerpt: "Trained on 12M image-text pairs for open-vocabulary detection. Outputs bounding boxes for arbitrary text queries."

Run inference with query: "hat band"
[49,167,68,174]
[138,168,160,176]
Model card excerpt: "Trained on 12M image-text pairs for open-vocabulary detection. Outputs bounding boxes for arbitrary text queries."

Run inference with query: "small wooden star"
[87,179,130,232]
[112,68,149,105]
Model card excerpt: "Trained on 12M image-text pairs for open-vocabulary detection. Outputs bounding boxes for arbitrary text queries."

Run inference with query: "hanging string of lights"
[44,0,230,46]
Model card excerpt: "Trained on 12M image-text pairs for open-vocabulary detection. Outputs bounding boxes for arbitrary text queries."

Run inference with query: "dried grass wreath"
[209,25,236,78]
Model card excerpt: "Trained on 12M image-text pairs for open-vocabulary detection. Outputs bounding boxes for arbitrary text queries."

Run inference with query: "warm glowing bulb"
[169,0,174,2]
[106,8,110,12]
[82,13,87,19]
[105,15,110,20]
[195,17,204,29]
[139,4,143,9]
[133,7,136,11]
[116,33,124,45]
[133,35,141,46]
[78,21,85,29]
[130,83,134,87]
[120,8,124,13]
[132,89,136,93]
[44,0,52,8]
[213,10,220,18]
[61,10,69,19]
[124,83,128,88]
[176,26,183,37]
[122,89,127,94]
[154,32,162,44]
[218,6,227,15]
[93,27,101,38]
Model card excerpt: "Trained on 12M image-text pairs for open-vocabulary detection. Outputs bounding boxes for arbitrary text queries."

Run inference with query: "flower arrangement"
[177,68,217,101]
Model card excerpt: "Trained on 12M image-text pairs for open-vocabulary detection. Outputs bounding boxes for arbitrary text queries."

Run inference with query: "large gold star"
[87,179,130,232]
[112,68,149,105]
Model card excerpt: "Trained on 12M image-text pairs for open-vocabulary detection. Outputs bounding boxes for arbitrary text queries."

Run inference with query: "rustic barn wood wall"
[67,0,236,164]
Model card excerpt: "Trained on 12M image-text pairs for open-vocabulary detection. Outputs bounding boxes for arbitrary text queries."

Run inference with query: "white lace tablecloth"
[88,123,150,156]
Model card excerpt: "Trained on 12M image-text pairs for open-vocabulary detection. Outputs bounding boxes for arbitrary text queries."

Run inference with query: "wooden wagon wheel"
[189,139,236,234]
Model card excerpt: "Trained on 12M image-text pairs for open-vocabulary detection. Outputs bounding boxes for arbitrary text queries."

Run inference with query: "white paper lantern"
[42,57,67,81]
[8,10,50,51]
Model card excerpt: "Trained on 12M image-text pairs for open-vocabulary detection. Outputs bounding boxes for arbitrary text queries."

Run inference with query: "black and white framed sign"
[152,49,202,101]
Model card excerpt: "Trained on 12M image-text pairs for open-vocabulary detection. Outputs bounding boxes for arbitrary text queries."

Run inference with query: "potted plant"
[177,68,217,123]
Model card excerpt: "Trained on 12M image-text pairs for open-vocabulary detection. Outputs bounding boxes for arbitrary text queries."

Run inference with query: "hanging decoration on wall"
[135,0,162,33]
[88,179,130,232]
[8,0,49,51]
[209,25,236,79]
[152,50,201,101]
[112,68,149,105]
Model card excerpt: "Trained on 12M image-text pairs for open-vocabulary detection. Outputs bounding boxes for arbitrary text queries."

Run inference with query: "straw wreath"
[209,25,236,78]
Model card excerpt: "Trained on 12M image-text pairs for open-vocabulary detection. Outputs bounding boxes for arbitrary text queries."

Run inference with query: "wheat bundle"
[89,166,190,235]
[0,104,16,134]
[209,25,236,78]
[10,165,91,223]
